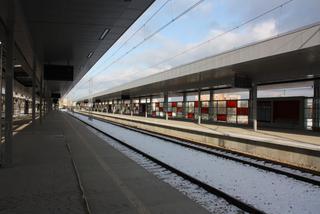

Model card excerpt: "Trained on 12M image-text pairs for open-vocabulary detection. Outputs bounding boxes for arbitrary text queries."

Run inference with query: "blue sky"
[65,0,320,101]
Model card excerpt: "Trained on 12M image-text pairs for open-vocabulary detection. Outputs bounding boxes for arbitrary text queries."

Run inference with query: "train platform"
[0,111,209,214]
[80,110,320,149]
[78,110,320,172]
[1,114,38,143]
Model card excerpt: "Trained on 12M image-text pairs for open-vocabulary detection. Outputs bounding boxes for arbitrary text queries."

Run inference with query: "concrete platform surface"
[0,111,209,214]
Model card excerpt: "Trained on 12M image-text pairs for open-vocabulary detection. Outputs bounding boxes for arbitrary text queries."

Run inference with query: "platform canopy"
[86,22,320,101]
[0,0,155,97]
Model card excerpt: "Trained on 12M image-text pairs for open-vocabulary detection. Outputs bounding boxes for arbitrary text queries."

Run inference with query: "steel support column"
[39,70,43,123]
[0,42,3,147]
[148,95,152,117]
[112,99,115,114]
[42,91,45,116]
[45,96,48,115]
[4,0,15,165]
[144,97,147,118]
[120,100,123,115]
[164,92,168,120]
[313,79,320,131]
[24,100,29,114]
[250,84,258,131]
[209,90,214,120]
[43,83,47,116]
[198,89,201,124]
[138,97,141,116]
[182,92,187,119]
[123,100,125,114]
[32,62,36,125]
[46,97,50,113]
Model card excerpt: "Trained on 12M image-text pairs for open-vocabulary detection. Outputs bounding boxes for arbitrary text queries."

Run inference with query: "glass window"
[238,100,248,108]
[237,116,248,124]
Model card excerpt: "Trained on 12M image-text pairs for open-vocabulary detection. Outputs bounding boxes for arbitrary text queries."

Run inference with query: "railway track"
[68,111,265,213]
[77,110,320,187]
[69,110,320,214]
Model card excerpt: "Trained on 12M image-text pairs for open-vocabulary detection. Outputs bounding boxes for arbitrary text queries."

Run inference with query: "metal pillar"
[43,83,47,116]
[148,95,152,118]
[112,99,115,114]
[120,100,123,115]
[24,100,29,114]
[197,89,201,124]
[42,85,45,116]
[130,99,133,116]
[46,97,50,113]
[250,84,258,131]
[4,0,15,165]
[101,101,103,112]
[209,90,214,120]
[39,70,43,123]
[144,97,148,118]
[138,97,141,116]
[123,100,125,114]
[32,60,36,125]
[164,92,168,120]
[182,92,187,119]
[0,42,3,146]
[47,96,51,113]
[313,79,320,131]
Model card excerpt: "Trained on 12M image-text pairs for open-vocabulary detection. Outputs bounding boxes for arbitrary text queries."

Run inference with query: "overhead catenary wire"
[75,0,295,101]
[85,0,206,93]
[86,0,172,75]
[146,0,295,71]
[69,0,172,97]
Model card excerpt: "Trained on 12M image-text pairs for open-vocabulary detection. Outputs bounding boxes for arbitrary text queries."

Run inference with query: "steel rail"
[77,110,320,187]
[68,112,266,214]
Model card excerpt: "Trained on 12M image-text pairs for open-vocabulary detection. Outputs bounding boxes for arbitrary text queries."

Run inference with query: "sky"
[65,0,320,101]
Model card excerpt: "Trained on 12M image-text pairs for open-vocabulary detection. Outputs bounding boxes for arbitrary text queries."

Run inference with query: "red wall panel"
[187,113,194,119]
[194,101,199,108]
[217,114,227,121]
[237,107,248,115]
[227,100,237,108]
[201,107,209,114]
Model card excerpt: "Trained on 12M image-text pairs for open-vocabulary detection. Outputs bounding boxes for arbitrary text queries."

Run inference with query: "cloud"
[252,20,278,40]
[86,19,278,97]
[67,0,320,101]
[205,19,277,52]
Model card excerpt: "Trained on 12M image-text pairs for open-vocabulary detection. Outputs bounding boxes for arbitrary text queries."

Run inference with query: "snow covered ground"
[88,126,244,214]
[71,112,320,214]
[147,129,320,183]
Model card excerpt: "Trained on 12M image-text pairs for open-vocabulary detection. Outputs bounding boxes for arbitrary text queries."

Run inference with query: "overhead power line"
[86,0,172,76]
[91,0,206,93]
[75,0,295,101]
[146,0,295,71]
[70,0,172,96]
